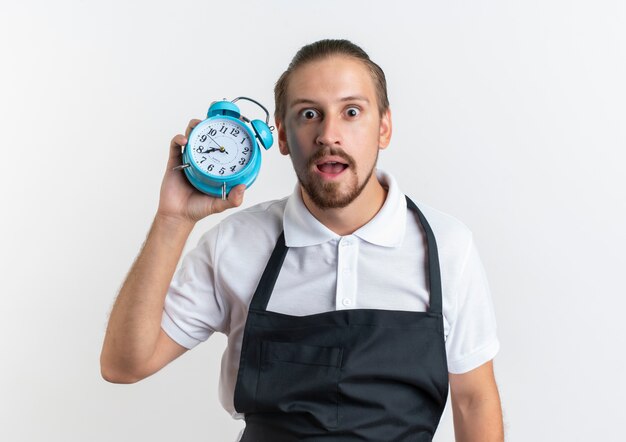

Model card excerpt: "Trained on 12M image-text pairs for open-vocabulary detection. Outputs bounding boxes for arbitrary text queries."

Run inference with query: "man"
[101,39,504,441]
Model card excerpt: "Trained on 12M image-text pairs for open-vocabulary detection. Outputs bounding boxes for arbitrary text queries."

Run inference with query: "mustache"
[306,147,356,169]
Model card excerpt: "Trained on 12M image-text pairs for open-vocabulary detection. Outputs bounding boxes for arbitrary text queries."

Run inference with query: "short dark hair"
[274,39,389,121]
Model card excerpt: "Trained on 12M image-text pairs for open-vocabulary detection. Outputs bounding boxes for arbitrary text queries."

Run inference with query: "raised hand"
[156,119,246,226]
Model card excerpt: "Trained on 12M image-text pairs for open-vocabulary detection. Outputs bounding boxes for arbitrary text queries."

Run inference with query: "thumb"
[210,184,246,214]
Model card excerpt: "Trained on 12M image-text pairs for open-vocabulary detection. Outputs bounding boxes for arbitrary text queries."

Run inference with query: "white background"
[1,1,624,441]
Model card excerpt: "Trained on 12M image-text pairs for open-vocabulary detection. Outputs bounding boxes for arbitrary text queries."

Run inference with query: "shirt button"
[342,298,352,306]
[342,240,352,247]
[343,268,351,275]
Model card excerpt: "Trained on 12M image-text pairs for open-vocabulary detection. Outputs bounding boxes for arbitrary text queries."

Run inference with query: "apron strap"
[249,231,288,311]
[405,196,443,315]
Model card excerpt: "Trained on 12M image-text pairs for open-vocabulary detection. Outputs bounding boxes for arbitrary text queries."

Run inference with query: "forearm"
[452,393,504,442]
[100,214,194,380]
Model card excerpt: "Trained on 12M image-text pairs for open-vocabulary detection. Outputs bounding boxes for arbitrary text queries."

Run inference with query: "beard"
[294,147,378,210]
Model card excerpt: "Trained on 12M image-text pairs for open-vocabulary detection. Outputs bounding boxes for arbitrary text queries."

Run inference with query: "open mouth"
[316,161,349,175]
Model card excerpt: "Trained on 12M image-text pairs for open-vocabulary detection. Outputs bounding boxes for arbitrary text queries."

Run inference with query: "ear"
[378,108,392,150]
[276,117,290,156]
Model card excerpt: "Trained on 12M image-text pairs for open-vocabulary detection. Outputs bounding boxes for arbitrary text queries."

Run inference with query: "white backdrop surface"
[1,1,625,441]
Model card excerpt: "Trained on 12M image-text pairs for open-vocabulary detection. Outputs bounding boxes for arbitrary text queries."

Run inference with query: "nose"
[315,115,342,147]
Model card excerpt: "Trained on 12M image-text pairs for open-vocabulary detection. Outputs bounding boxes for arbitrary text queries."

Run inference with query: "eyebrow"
[289,95,370,108]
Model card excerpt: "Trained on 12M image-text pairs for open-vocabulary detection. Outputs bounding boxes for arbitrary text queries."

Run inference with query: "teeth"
[319,161,346,166]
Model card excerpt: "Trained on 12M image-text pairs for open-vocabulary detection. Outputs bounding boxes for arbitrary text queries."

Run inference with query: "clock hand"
[197,147,219,154]
[205,133,222,149]
[212,146,229,155]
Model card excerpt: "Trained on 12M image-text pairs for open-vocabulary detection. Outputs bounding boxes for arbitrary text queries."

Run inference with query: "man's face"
[277,55,392,209]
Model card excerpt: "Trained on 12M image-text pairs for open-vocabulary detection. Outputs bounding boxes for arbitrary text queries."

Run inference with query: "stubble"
[295,147,378,209]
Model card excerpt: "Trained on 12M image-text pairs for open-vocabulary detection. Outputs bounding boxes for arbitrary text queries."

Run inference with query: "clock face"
[189,118,254,177]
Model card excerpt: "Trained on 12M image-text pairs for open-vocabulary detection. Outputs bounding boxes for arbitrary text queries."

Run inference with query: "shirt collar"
[283,169,407,248]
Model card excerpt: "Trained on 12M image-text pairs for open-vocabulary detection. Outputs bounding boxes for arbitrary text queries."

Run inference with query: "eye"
[300,108,319,120]
[346,107,360,117]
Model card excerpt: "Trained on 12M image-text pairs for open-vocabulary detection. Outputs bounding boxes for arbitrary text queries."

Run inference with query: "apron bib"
[233,197,448,441]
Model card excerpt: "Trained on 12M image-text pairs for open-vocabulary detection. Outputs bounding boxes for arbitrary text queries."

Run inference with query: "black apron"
[233,197,449,441]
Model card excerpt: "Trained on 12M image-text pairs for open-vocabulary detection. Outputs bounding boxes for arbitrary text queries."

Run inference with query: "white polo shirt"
[161,169,500,421]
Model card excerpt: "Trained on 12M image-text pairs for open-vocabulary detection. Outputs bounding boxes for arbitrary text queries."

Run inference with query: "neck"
[300,172,388,236]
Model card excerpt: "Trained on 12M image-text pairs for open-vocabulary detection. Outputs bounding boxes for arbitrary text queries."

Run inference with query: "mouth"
[316,161,348,174]
[308,149,355,180]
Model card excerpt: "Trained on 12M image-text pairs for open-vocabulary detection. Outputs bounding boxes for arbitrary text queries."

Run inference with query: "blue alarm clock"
[175,97,274,199]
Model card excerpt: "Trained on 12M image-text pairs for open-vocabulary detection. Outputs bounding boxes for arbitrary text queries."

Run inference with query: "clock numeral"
[200,156,207,164]
[238,158,245,165]
[230,165,236,172]
[241,137,247,144]
[219,167,225,175]
[208,164,214,171]
[230,128,240,136]
[242,147,249,155]
[195,146,204,153]
[209,129,217,136]
[219,126,228,134]
[199,135,207,142]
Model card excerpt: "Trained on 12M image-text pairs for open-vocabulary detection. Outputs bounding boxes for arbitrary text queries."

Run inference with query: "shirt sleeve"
[445,237,500,374]
[160,224,228,350]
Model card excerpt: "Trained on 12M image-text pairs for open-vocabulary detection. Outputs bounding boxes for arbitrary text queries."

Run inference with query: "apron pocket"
[255,340,343,429]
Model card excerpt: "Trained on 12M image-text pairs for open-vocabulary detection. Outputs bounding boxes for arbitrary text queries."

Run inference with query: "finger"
[211,185,246,213]
[169,134,188,160]
[228,184,246,204]
[185,119,203,139]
